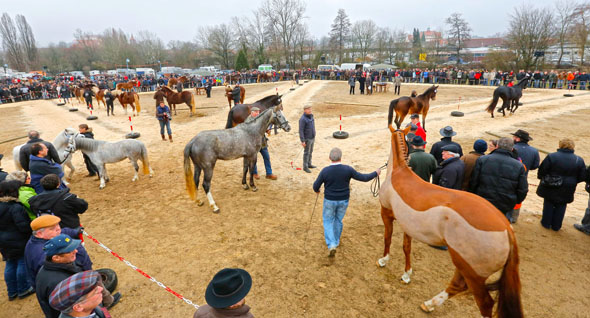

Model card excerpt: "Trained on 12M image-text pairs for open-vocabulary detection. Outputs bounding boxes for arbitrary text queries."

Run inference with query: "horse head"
[271,105,291,132]
[62,134,78,161]
[429,85,439,100]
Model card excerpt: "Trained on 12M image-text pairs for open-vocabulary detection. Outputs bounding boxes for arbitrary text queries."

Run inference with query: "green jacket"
[19,185,37,220]
[409,149,438,182]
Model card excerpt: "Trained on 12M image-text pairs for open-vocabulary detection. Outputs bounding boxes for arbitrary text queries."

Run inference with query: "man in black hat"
[194,268,253,318]
[0,154,7,182]
[430,126,463,164]
[511,129,539,174]
[408,136,437,182]
[433,144,465,190]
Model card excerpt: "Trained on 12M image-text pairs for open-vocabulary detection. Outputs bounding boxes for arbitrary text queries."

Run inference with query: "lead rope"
[370,162,388,197]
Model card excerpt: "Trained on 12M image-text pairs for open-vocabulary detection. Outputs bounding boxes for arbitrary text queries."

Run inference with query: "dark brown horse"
[225,74,241,85]
[388,85,438,131]
[112,90,141,116]
[224,85,246,109]
[225,94,287,129]
[155,86,196,116]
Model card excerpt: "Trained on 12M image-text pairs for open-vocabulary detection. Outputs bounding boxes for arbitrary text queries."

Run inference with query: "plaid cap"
[49,270,100,312]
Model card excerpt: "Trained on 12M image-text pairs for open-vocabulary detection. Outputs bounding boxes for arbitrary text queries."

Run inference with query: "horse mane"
[74,137,106,152]
[255,94,278,104]
[160,86,173,93]
[245,108,273,124]
[419,85,437,97]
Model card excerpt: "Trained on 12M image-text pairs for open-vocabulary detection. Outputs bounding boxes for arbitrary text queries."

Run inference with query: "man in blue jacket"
[313,148,381,257]
[29,143,67,194]
[299,105,316,173]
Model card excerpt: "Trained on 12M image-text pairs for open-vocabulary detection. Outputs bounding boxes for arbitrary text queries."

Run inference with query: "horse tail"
[191,93,196,115]
[486,90,500,113]
[134,93,141,113]
[140,144,150,175]
[495,229,524,318]
[183,143,197,200]
[225,109,234,129]
[387,99,398,127]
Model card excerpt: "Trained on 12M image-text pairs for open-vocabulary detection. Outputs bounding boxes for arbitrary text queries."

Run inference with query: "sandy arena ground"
[1,81,589,317]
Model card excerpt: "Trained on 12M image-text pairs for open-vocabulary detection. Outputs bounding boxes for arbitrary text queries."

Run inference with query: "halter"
[272,109,290,130]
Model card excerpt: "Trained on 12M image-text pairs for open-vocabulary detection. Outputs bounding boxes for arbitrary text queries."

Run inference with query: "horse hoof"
[251,187,258,192]
[212,206,220,213]
[420,303,435,313]
[401,273,411,284]
[196,200,204,206]
[242,184,249,190]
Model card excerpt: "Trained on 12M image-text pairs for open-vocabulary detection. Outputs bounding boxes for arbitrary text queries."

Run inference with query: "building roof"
[463,38,505,48]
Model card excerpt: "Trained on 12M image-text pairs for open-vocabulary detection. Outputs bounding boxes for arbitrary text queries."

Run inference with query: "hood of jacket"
[30,189,69,211]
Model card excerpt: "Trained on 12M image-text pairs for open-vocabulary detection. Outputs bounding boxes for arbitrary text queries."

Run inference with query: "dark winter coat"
[24,227,92,284]
[469,149,528,213]
[0,197,31,259]
[36,261,83,318]
[408,149,437,182]
[513,141,540,174]
[19,138,62,171]
[536,148,586,204]
[29,188,88,228]
[298,113,316,142]
[29,155,67,194]
[194,304,254,318]
[0,168,7,182]
[433,157,465,190]
[430,137,463,164]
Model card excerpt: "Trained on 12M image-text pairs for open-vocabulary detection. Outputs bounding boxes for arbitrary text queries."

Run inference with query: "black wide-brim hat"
[439,126,457,137]
[511,129,532,141]
[205,268,252,309]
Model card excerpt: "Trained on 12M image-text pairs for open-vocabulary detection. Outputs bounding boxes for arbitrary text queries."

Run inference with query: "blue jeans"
[253,147,272,175]
[322,199,349,249]
[159,120,172,135]
[4,257,30,296]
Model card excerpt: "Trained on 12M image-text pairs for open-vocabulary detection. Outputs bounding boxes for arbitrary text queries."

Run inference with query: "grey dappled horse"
[183,106,290,213]
[63,133,153,189]
[12,128,79,184]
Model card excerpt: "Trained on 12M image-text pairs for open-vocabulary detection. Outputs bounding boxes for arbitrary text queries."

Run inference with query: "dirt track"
[1,81,589,318]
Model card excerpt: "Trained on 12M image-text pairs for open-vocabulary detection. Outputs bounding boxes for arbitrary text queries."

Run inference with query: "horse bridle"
[272,108,290,130]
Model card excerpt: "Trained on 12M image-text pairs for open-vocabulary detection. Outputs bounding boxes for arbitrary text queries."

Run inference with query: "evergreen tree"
[235,48,249,70]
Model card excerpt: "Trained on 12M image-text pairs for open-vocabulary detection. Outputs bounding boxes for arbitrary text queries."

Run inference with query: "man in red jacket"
[410,113,427,141]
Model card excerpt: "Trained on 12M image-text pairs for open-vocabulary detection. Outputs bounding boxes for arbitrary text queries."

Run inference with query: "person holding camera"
[156,101,172,142]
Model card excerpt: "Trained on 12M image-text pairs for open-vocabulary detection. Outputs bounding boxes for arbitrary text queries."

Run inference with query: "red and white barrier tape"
[82,230,200,309]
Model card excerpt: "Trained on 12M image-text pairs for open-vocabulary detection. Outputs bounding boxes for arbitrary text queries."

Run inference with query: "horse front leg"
[97,164,107,189]
[378,207,394,267]
[401,233,413,284]
[242,158,250,190]
[421,111,428,132]
[131,160,139,182]
[173,104,177,116]
[65,159,76,180]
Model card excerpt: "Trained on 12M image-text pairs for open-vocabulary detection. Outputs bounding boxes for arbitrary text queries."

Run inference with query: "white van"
[258,64,273,72]
[135,68,155,76]
[89,70,101,76]
[106,70,117,75]
[199,66,217,72]
[340,63,371,71]
[317,65,340,71]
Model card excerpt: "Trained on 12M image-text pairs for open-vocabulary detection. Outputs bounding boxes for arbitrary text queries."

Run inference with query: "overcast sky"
[3,0,558,47]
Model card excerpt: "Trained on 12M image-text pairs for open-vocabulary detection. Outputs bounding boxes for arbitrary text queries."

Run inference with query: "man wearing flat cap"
[299,105,316,173]
[247,107,278,180]
[36,234,119,318]
[194,268,254,318]
[408,136,437,182]
[25,215,92,284]
[430,126,463,164]
[49,270,109,318]
[433,144,465,190]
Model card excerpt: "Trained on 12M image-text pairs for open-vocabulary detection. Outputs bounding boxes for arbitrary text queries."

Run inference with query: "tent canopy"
[370,63,398,70]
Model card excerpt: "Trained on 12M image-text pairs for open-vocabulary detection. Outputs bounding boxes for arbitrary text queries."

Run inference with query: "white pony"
[63,132,153,189]
[12,128,79,184]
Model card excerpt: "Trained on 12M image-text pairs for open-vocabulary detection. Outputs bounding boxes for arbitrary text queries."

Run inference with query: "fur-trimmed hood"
[0,196,19,203]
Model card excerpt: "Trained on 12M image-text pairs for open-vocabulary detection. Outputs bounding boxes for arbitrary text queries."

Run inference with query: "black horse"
[486,75,530,118]
[225,94,287,129]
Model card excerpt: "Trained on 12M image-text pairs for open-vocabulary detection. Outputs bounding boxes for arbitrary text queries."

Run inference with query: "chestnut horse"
[257,72,272,83]
[168,76,188,89]
[155,86,196,116]
[387,85,438,131]
[225,74,241,85]
[71,86,84,104]
[116,80,138,91]
[377,126,523,318]
[224,85,246,108]
[112,90,141,116]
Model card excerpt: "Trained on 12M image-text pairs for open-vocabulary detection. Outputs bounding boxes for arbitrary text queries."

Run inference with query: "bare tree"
[136,30,166,65]
[351,20,376,62]
[0,13,25,70]
[329,9,351,64]
[445,12,471,64]
[198,24,234,69]
[260,0,306,68]
[572,3,590,65]
[506,5,554,69]
[554,0,576,66]
[247,9,270,66]
[15,14,38,69]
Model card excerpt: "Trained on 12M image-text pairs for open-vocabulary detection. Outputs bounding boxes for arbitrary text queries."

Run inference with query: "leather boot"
[161,134,166,141]
[168,134,173,142]
[581,208,590,225]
